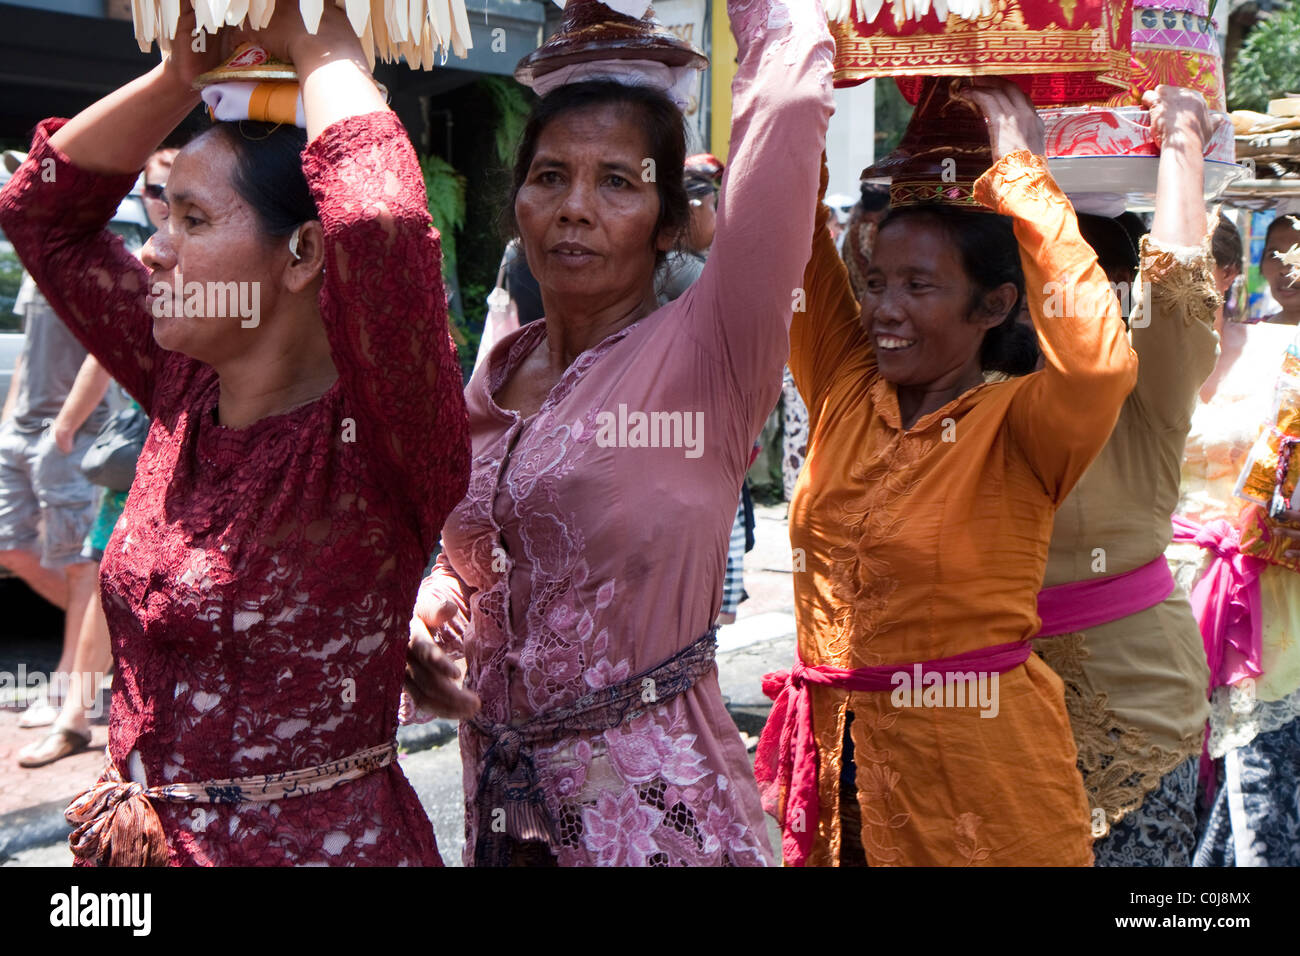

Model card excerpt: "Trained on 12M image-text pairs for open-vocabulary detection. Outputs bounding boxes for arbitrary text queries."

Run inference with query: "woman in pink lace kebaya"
[404,0,835,866]
[0,7,470,865]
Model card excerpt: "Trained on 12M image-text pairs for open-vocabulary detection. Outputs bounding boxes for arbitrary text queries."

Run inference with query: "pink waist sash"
[753,641,1032,867]
[1170,515,1265,690]
[1036,554,1177,637]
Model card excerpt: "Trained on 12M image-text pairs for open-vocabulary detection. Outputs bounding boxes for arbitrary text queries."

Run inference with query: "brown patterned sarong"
[65,742,397,867]
[468,629,718,867]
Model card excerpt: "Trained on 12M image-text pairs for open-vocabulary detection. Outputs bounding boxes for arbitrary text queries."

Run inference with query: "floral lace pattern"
[444,321,771,866]
[1137,235,1221,332]
[432,0,833,867]
[1034,632,1206,832]
[1207,684,1300,757]
[0,113,471,865]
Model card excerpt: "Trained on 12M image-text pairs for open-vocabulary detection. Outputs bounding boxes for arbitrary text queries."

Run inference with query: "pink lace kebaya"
[415,0,836,866]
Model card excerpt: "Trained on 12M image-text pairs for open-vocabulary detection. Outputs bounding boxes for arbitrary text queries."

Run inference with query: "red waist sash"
[754,641,1033,867]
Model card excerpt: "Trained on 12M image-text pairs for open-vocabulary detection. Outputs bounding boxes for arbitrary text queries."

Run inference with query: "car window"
[0,198,151,331]
[0,227,20,332]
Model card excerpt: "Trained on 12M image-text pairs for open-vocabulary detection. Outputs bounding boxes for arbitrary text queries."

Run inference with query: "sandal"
[17,727,92,768]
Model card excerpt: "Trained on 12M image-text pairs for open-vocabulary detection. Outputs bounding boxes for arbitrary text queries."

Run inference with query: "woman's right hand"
[956,77,1047,163]
[405,594,480,720]
[159,10,231,95]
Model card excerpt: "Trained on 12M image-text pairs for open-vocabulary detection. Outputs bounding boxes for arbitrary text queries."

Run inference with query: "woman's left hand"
[1142,85,1217,152]
[236,2,366,68]
[405,615,480,720]
[955,77,1046,164]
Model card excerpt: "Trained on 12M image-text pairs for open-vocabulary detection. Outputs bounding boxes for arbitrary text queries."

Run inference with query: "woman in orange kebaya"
[755,77,1137,865]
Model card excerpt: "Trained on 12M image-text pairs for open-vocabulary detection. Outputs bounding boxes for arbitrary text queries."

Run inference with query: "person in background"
[17,148,174,768]
[474,238,545,373]
[2,283,111,730]
[840,180,889,302]
[1199,215,1244,404]
[1034,86,1222,866]
[1174,207,1300,865]
[1259,214,1300,325]
[656,152,723,304]
[0,151,112,730]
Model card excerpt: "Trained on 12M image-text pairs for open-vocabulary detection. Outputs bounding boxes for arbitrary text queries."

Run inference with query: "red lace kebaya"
[0,111,471,865]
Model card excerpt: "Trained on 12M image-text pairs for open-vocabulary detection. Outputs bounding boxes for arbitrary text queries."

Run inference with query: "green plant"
[1229,2,1300,113]
[479,75,533,167]
[421,154,467,281]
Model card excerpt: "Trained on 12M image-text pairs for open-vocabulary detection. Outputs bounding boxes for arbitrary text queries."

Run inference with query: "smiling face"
[514,104,675,309]
[1262,218,1300,316]
[862,215,1005,389]
[140,132,286,363]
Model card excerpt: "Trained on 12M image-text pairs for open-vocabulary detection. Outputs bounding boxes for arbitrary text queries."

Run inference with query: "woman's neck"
[896,363,986,430]
[540,284,660,368]
[213,319,338,429]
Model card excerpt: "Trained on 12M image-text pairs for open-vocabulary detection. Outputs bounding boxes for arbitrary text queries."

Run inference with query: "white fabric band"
[530,59,698,110]
[200,83,307,128]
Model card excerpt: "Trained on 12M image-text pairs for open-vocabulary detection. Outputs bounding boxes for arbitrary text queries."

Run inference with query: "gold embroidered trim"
[1137,235,1221,331]
[1034,632,1205,834]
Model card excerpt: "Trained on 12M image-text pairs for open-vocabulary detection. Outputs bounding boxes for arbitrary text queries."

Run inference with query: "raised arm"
[1127,86,1222,434]
[0,131,165,411]
[690,0,834,414]
[264,7,470,536]
[788,157,871,422]
[964,80,1137,502]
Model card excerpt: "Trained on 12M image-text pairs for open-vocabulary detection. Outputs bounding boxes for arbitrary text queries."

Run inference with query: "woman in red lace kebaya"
[0,6,470,866]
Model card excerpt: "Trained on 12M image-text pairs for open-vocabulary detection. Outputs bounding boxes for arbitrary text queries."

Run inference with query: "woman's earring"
[289,226,303,261]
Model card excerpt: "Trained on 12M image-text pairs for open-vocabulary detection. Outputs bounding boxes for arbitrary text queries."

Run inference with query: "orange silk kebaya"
[785,152,1137,865]
[832,0,1134,105]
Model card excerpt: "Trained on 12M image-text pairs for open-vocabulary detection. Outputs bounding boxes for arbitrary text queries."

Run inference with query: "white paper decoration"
[134,0,472,66]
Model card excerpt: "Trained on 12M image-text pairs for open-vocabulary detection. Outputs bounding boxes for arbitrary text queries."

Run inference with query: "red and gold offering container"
[1108,1,1226,111]
[860,75,995,208]
[1032,0,1236,211]
[829,0,1134,105]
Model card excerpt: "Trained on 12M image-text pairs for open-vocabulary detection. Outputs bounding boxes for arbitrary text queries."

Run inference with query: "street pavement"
[0,502,797,866]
